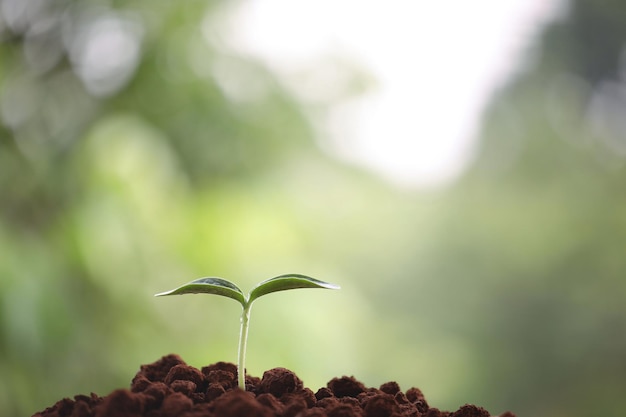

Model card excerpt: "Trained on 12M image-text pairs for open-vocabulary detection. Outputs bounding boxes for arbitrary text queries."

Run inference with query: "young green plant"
[155,273,340,390]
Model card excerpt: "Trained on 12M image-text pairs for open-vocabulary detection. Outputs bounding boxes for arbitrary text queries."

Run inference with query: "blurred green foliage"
[2,1,626,417]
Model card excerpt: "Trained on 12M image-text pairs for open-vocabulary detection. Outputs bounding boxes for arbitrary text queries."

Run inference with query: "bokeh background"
[2,0,626,416]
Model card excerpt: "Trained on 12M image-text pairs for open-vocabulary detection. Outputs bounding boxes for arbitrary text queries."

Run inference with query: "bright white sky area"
[217,0,563,189]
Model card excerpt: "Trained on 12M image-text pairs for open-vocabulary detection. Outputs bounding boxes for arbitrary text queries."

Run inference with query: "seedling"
[155,273,340,389]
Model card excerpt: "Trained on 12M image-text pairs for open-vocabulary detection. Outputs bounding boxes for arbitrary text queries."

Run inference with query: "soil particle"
[379,381,401,395]
[205,383,227,402]
[212,389,272,417]
[95,389,145,417]
[450,404,491,417]
[406,387,430,413]
[327,376,367,398]
[32,354,515,417]
[201,362,238,391]
[165,364,205,387]
[362,393,398,417]
[259,367,303,396]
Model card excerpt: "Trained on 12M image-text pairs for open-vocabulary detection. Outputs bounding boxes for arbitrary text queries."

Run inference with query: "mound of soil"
[33,354,515,417]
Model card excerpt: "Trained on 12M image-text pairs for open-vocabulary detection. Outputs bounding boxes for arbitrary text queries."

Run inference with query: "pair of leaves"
[155,274,340,307]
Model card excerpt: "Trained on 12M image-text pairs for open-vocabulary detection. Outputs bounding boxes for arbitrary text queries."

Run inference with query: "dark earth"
[33,354,515,417]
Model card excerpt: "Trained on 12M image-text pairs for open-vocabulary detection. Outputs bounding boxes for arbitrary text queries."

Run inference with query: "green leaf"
[155,277,246,306]
[248,274,340,304]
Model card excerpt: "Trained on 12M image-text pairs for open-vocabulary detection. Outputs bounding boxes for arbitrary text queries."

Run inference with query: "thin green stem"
[237,303,251,389]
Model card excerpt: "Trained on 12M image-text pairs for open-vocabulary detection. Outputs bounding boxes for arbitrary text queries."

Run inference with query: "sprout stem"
[237,303,251,389]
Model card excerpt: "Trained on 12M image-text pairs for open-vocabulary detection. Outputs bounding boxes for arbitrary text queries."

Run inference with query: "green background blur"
[2,1,626,416]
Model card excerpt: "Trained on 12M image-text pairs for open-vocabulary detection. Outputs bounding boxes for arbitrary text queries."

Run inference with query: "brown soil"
[33,354,515,417]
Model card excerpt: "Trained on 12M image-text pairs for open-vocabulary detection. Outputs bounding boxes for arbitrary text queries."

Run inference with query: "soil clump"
[34,354,515,417]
